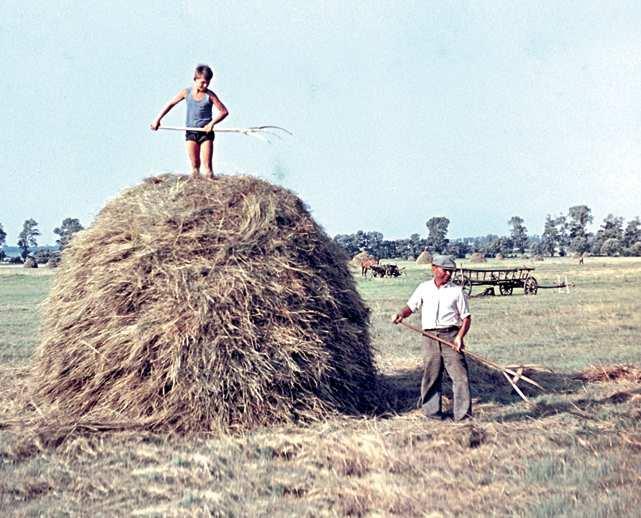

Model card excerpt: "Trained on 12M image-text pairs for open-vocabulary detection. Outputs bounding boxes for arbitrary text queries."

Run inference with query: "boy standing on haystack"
[151,64,229,179]
[393,255,472,421]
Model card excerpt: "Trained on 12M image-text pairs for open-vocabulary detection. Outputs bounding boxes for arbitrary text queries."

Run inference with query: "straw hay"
[495,253,504,260]
[30,174,377,433]
[576,364,641,383]
[415,251,431,265]
[23,257,38,268]
[351,251,372,267]
[469,252,486,263]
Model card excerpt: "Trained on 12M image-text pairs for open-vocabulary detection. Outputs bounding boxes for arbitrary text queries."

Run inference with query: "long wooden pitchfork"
[399,321,544,402]
[158,125,293,142]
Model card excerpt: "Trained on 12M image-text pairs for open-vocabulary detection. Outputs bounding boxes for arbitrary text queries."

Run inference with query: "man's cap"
[431,254,457,270]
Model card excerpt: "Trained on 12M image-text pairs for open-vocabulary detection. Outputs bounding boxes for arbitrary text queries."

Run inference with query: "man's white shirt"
[406,279,470,330]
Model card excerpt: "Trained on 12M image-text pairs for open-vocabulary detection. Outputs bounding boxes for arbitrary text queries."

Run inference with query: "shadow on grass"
[376,362,589,417]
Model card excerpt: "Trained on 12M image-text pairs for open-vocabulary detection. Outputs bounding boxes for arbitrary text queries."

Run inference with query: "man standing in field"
[393,255,472,421]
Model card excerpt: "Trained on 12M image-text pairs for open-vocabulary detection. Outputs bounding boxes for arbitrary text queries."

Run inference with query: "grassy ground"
[1,258,640,516]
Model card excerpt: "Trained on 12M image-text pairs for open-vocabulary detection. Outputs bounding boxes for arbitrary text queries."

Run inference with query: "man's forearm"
[457,316,471,339]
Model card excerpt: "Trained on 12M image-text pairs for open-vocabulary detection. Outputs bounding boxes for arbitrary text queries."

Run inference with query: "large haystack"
[470,253,486,263]
[415,251,432,264]
[32,174,377,433]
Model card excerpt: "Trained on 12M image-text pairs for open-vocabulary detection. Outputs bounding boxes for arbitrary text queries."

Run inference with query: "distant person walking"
[151,64,229,179]
[393,255,472,421]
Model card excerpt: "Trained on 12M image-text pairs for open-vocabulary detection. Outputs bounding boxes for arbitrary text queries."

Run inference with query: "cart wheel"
[524,277,538,295]
[499,284,513,296]
[461,276,472,296]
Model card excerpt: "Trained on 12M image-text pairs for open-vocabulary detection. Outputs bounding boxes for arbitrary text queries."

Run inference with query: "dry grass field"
[1,257,640,516]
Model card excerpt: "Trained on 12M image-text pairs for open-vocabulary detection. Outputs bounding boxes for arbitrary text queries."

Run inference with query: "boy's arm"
[202,92,229,132]
[150,89,187,130]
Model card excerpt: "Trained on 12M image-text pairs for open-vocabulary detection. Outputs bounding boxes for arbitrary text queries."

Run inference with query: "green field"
[1,258,640,516]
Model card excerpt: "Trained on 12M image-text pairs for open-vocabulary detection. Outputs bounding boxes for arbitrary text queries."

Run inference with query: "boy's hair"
[194,64,214,81]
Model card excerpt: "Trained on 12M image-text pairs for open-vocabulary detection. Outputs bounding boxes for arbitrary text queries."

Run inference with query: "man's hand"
[453,334,464,352]
[392,306,412,325]
[203,120,215,133]
[150,120,160,131]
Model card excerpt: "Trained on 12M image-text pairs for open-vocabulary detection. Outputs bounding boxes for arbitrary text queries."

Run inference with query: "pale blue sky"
[2,1,641,244]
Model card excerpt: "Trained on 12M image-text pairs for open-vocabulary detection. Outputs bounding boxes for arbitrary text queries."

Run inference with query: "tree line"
[0,218,84,264]
[334,205,641,259]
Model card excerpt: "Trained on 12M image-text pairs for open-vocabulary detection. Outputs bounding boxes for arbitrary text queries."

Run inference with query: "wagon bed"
[452,266,538,296]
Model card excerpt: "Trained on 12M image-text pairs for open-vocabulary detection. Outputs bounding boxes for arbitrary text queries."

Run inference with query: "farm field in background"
[1,258,640,516]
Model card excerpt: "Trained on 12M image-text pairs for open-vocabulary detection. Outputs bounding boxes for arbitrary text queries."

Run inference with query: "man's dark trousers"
[420,327,472,421]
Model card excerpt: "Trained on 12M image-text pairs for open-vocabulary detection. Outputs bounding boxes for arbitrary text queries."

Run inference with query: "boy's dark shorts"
[185,130,215,144]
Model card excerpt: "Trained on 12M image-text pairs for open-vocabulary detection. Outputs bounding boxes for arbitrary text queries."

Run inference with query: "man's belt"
[424,326,460,333]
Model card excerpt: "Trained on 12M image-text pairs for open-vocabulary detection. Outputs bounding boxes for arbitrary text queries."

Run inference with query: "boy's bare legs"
[201,140,214,179]
[186,141,201,178]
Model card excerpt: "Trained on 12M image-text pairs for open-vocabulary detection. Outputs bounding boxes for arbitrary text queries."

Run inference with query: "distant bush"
[33,248,54,264]
[600,238,622,257]
[627,242,641,257]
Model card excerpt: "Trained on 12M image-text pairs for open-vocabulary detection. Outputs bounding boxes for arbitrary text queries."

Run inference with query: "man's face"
[432,265,452,284]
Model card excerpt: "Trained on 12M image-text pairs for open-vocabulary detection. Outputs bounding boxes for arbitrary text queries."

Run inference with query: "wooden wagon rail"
[452,266,538,296]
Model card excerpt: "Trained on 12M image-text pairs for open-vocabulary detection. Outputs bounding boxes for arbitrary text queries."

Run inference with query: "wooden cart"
[452,266,538,296]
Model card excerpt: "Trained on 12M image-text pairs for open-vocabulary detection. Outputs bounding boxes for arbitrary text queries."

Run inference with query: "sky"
[2,1,641,245]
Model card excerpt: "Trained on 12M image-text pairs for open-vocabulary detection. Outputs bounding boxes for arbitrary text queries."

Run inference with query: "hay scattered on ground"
[576,364,641,383]
[415,251,431,265]
[28,174,378,434]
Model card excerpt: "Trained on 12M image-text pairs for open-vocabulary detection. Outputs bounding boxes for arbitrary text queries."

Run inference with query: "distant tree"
[540,215,560,256]
[409,233,426,257]
[17,219,40,260]
[622,217,641,248]
[33,248,53,264]
[471,234,498,254]
[629,242,641,257]
[592,214,624,255]
[334,234,359,257]
[566,205,593,254]
[567,205,592,237]
[377,239,398,259]
[54,218,84,250]
[445,239,470,259]
[508,216,528,254]
[333,230,386,258]
[484,236,513,257]
[556,215,569,256]
[600,238,622,256]
[425,217,450,253]
[0,222,6,260]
